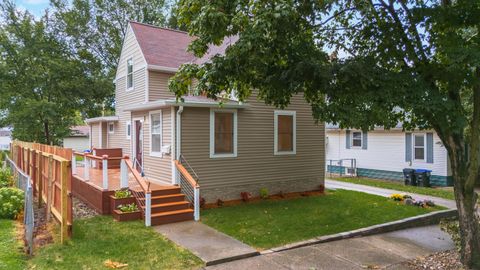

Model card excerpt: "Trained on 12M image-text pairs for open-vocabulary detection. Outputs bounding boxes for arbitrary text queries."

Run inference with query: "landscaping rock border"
[261,209,458,255]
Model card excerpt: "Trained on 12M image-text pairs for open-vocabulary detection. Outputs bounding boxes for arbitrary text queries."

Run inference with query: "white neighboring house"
[0,127,12,151]
[326,124,452,186]
[62,126,90,152]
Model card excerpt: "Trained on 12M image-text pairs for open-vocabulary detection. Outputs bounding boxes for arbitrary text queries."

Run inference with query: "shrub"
[240,192,252,202]
[318,184,325,192]
[200,197,206,208]
[0,168,13,188]
[117,203,138,213]
[216,199,224,206]
[113,189,131,199]
[0,187,24,219]
[390,193,405,201]
[259,188,269,199]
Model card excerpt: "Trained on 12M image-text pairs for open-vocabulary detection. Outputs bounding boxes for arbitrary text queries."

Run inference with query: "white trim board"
[209,108,238,158]
[274,110,296,155]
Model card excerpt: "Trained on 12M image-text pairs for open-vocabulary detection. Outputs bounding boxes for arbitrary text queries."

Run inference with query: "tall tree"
[0,2,110,144]
[170,0,480,267]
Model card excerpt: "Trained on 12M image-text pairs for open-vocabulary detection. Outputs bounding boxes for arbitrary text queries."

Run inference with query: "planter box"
[109,195,136,214]
[112,209,142,222]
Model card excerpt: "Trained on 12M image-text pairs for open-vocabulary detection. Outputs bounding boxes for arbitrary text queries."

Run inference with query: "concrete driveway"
[205,225,454,270]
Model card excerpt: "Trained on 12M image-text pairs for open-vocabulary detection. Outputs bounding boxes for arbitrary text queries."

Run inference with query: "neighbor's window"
[126,121,131,139]
[150,111,162,155]
[414,134,425,160]
[274,111,296,155]
[108,123,114,134]
[351,131,362,147]
[210,110,237,158]
[127,58,133,90]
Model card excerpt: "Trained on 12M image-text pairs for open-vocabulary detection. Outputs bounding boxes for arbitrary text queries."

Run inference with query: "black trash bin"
[415,169,432,187]
[403,168,416,186]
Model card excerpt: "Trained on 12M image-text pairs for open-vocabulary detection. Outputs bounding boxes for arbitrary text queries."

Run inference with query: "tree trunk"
[448,143,480,269]
[43,120,50,145]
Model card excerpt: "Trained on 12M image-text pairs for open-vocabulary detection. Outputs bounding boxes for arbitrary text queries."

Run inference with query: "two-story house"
[86,21,325,203]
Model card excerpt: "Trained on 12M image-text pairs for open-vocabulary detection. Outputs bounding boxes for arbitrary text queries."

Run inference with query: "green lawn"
[0,219,26,270]
[202,189,443,249]
[29,216,202,270]
[331,177,455,200]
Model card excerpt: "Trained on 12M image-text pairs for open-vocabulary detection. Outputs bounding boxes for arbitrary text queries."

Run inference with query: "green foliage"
[259,188,269,199]
[118,203,138,213]
[0,168,13,188]
[114,189,131,199]
[440,219,462,251]
[0,187,24,219]
[202,189,440,249]
[29,216,202,269]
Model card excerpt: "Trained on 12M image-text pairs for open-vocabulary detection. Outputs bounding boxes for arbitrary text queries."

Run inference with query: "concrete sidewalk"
[154,221,258,266]
[326,179,457,209]
[206,225,454,270]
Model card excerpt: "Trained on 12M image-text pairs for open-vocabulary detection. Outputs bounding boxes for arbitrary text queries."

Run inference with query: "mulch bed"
[203,190,325,209]
[404,250,464,270]
[72,197,99,219]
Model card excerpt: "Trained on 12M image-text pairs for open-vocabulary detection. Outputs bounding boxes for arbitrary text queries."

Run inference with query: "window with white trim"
[126,121,131,139]
[127,58,133,90]
[108,122,114,134]
[413,134,425,161]
[351,131,362,148]
[274,111,296,155]
[210,109,237,158]
[150,111,162,156]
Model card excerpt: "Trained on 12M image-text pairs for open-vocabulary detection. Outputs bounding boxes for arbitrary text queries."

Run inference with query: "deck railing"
[72,151,124,190]
[123,156,152,226]
[174,156,200,221]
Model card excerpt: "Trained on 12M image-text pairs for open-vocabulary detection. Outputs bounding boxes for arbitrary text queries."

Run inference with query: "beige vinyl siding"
[132,110,173,184]
[101,122,108,148]
[115,25,146,80]
[181,94,325,193]
[90,123,100,149]
[148,71,175,101]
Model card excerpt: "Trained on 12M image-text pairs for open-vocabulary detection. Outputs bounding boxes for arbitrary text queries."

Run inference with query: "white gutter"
[175,106,184,185]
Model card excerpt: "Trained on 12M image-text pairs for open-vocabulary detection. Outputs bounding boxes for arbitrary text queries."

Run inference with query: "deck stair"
[135,186,194,225]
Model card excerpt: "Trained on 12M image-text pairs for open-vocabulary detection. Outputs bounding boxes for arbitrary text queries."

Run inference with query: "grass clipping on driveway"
[202,189,441,250]
[29,216,202,270]
[332,177,455,200]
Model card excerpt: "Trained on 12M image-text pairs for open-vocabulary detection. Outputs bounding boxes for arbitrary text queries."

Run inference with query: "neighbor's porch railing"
[72,151,125,190]
[174,155,200,221]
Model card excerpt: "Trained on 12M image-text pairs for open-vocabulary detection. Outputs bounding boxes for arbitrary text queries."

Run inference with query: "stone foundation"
[201,177,323,203]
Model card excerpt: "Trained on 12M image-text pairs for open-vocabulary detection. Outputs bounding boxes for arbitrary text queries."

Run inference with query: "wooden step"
[150,209,194,225]
[142,201,191,213]
[150,187,181,196]
[137,194,185,204]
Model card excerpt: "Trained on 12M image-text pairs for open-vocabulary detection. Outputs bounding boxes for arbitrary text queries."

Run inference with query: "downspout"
[175,106,184,185]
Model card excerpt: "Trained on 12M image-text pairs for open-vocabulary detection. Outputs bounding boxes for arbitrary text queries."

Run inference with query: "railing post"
[145,192,151,227]
[92,148,97,168]
[102,155,108,190]
[71,152,77,175]
[120,156,129,189]
[84,154,90,181]
[194,187,200,221]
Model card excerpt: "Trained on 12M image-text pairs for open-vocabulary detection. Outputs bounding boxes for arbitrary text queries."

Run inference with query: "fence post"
[120,156,129,189]
[194,187,200,221]
[84,155,90,181]
[102,155,108,190]
[71,152,77,175]
[37,152,43,208]
[60,161,68,244]
[145,192,151,227]
[46,154,53,222]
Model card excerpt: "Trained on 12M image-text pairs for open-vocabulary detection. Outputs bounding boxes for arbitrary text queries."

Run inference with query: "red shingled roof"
[130,22,195,69]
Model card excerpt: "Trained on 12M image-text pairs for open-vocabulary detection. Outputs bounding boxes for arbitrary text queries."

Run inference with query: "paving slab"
[206,225,454,270]
[154,221,258,266]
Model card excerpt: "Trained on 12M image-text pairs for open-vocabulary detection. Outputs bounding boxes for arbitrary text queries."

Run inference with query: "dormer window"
[127,58,133,90]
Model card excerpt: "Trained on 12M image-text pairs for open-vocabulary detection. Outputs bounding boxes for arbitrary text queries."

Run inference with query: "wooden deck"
[72,167,173,214]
